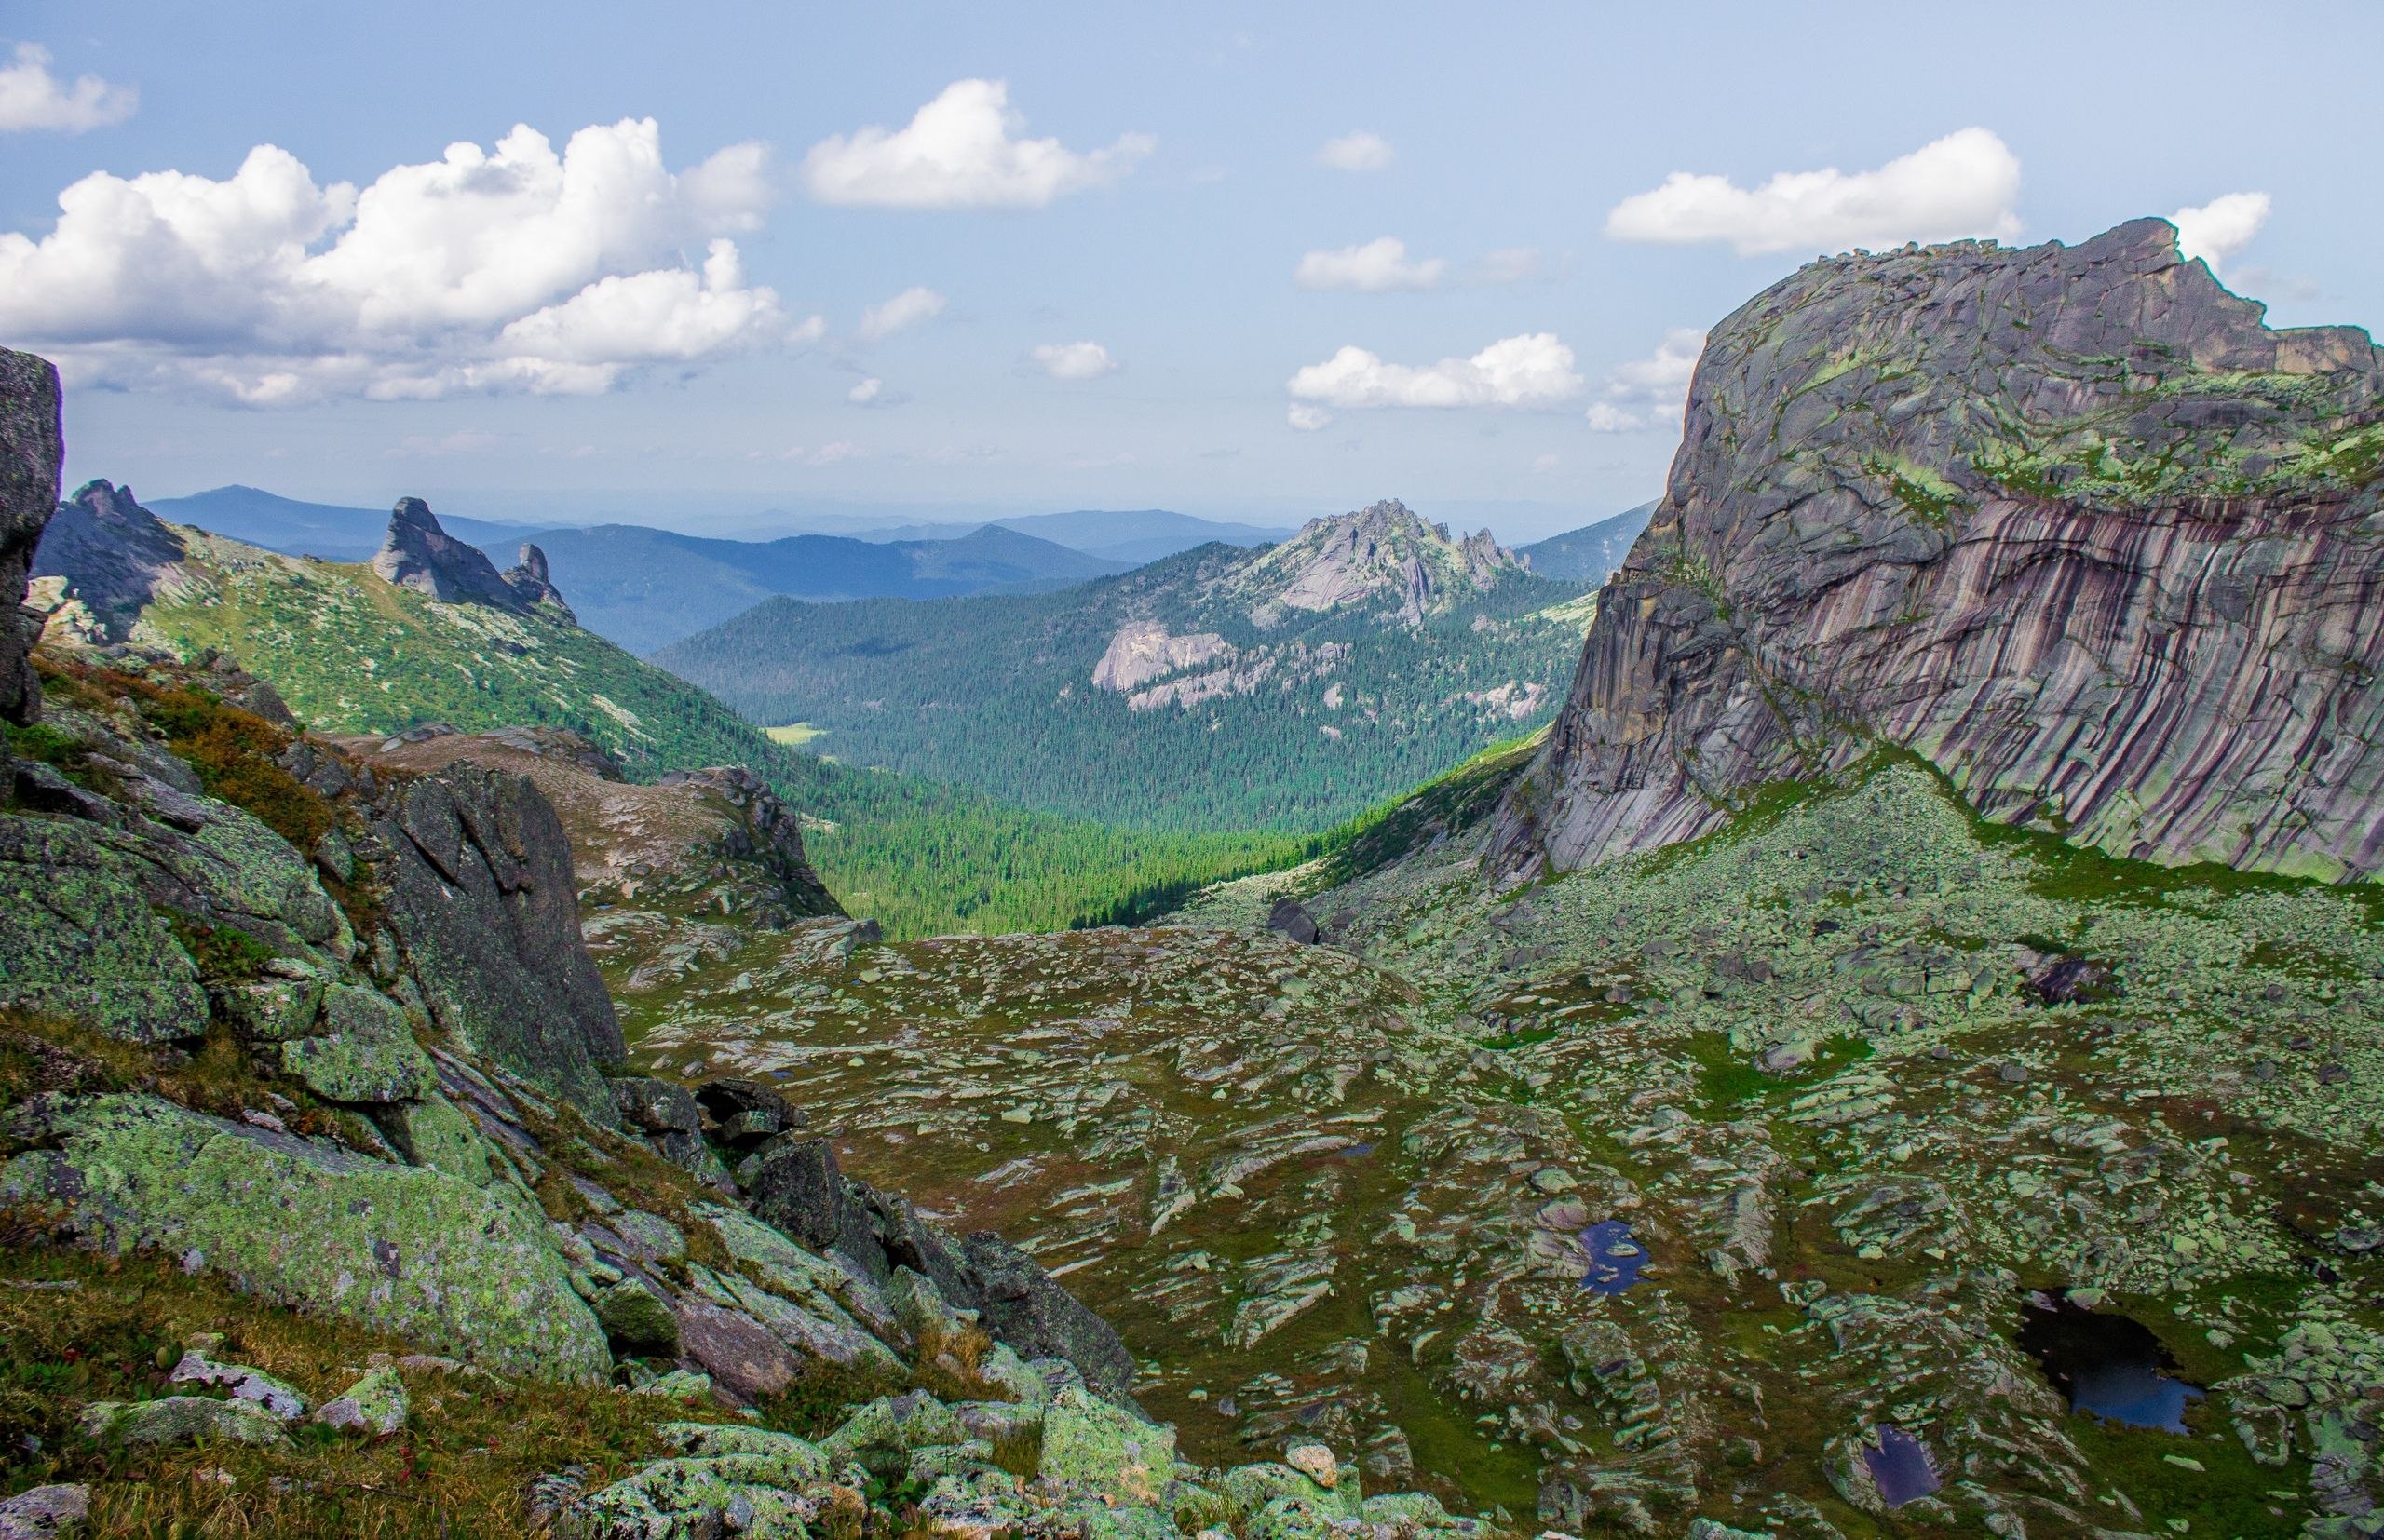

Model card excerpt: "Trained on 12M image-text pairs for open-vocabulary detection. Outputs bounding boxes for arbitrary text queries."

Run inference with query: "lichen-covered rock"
[372,1092,494,1186]
[1,1092,607,1380]
[218,973,327,1042]
[278,984,437,1103]
[1492,217,2384,885]
[1217,1462,1361,1523]
[0,348,61,730]
[0,815,208,1040]
[592,1277,680,1356]
[79,1395,288,1449]
[1038,1386,1174,1497]
[317,1366,408,1434]
[0,1481,88,1540]
[562,1455,810,1540]
[169,1351,307,1419]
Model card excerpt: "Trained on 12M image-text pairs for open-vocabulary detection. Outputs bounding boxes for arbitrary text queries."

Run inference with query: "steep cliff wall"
[1491,218,2384,883]
[0,350,61,729]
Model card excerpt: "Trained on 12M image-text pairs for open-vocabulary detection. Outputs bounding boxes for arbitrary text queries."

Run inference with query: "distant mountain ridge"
[1519,500,1657,585]
[657,498,1596,831]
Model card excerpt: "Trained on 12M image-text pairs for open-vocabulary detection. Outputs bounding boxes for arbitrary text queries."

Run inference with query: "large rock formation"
[1491,218,2384,883]
[278,739,629,1119]
[372,496,567,615]
[0,349,61,729]
[31,480,190,642]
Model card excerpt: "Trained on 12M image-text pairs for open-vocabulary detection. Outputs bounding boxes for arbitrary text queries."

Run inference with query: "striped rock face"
[1492,217,2384,884]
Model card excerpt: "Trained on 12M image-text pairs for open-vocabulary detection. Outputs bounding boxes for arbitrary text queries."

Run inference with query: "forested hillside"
[658,501,1594,831]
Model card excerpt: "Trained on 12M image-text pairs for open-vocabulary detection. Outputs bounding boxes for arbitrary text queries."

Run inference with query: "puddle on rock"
[1863,1425,1942,1506]
[2018,1290,2204,1432]
[1578,1220,1646,1294]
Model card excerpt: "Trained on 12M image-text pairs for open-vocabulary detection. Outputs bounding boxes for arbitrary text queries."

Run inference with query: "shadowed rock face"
[0,350,61,728]
[1491,217,2384,884]
[32,480,189,642]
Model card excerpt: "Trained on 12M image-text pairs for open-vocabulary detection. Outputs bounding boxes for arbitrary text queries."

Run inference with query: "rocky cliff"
[1490,218,2384,883]
[1233,499,1524,628]
[0,349,60,730]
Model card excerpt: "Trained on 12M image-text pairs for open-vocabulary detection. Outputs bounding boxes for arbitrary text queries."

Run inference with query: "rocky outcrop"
[1491,218,2384,883]
[652,765,843,923]
[30,480,189,642]
[1091,619,1233,693]
[1237,500,1524,627]
[0,349,61,729]
[279,740,628,1118]
[372,496,567,615]
[503,542,575,619]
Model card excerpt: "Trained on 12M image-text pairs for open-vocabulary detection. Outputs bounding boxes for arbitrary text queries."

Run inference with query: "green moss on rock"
[0,1092,607,1380]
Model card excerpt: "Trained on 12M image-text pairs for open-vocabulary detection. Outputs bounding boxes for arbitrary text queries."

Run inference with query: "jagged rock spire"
[372,497,569,615]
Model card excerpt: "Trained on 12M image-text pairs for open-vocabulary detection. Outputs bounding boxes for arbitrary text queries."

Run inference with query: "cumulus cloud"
[2172,192,2270,275]
[1316,131,1392,172]
[855,285,946,341]
[802,80,1151,209]
[1584,328,1705,433]
[1604,128,2023,257]
[1030,341,1118,381]
[1294,236,1446,291]
[1287,403,1333,432]
[0,43,137,133]
[0,118,809,402]
[1286,332,1582,411]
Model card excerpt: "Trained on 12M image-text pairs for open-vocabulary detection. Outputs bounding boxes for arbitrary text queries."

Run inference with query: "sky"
[3,1,2378,543]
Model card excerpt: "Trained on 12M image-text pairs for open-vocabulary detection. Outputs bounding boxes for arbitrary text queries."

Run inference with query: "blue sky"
[3,1,2377,541]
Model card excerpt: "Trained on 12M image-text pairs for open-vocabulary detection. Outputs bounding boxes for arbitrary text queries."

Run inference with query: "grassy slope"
[132,531,1299,939]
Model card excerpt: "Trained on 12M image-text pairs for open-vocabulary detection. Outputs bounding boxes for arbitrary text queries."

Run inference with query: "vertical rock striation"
[1491,218,2384,883]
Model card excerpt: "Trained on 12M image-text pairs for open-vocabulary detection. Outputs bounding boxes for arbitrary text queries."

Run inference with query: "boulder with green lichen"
[0,1091,608,1380]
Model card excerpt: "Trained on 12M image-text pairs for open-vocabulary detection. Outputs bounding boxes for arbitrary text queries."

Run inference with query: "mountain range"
[655,499,1598,831]
[1516,499,1657,584]
[13,217,2384,1535]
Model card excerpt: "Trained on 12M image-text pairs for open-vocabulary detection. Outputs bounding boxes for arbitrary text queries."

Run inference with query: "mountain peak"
[31,478,189,642]
[1238,498,1523,625]
[372,496,570,616]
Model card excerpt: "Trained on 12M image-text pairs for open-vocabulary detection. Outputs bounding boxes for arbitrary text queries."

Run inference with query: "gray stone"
[0,1482,88,1540]
[0,349,61,731]
[79,1395,288,1448]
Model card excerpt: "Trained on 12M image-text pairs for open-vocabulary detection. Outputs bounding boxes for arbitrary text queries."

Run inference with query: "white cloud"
[855,285,946,341]
[1294,236,1446,292]
[0,118,804,402]
[806,440,863,466]
[2172,192,2270,275]
[0,43,136,133]
[801,79,1152,209]
[1287,403,1333,432]
[1286,332,1582,411]
[1030,341,1118,381]
[1475,247,1544,284]
[1532,453,1561,472]
[1317,131,1392,172]
[1603,128,2023,257]
[848,377,884,404]
[1584,328,1704,433]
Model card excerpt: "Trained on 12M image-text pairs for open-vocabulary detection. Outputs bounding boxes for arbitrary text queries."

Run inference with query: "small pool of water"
[1578,1220,1646,1294]
[2018,1291,2203,1432]
[1863,1425,1941,1506]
